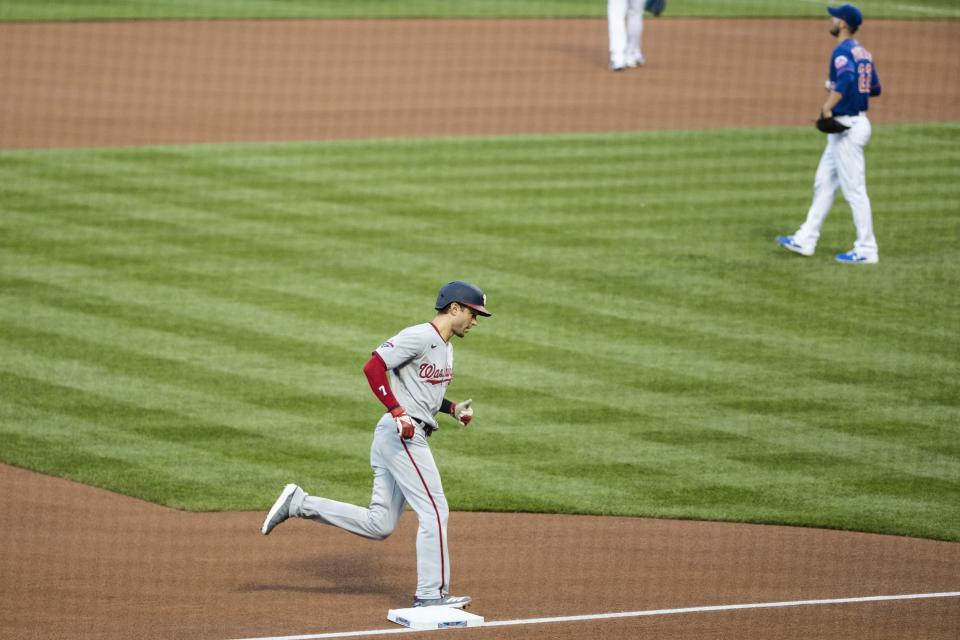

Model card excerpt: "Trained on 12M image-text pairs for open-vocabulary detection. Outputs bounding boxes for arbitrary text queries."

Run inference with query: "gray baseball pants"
[290,416,450,600]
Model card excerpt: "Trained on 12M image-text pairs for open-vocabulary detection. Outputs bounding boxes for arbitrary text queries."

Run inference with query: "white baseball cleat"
[261,483,299,535]
[625,54,645,67]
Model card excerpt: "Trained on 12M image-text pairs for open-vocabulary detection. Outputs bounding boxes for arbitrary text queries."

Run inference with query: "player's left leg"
[626,0,644,66]
[835,116,878,259]
[390,436,451,600]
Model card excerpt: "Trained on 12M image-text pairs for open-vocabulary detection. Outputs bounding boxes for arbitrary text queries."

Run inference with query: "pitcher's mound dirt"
[1,463,958,639]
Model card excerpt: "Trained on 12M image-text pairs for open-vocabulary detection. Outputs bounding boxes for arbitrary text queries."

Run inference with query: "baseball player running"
[778,4,882,264]
[261,281,491,609]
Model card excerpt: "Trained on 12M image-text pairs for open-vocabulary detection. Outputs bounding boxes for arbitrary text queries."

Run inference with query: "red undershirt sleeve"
[363,352,400,412]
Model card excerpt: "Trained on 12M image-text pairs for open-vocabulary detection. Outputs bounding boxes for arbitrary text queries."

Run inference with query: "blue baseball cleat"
[776,235,814,257]
[835,250,879,264]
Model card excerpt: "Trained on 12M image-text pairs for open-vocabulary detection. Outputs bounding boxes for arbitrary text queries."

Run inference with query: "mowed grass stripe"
[3,135,956,360]
[0,341,365,457]
[3,264,956,528]
[0,274,357,374]
[0,345,387,506]
[5,207,955,384]
[0,138,824,229]
[4,130,956,260]
[7,266,956,520]
[3,129,956,404]
[0,310,354,423]
[7,126,957,253]
[1,123,958,539]
[0,350,738,516]
[4,250,955,443]
[0,399,370,511]
[8,256,952,448]
[3,130,956,396]
[8,280,954,492]
[2,0,958,21]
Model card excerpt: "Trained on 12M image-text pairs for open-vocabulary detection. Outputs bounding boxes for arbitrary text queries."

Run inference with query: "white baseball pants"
[608,0,644,67]
[794,114,878,257]
[291,417,450,600]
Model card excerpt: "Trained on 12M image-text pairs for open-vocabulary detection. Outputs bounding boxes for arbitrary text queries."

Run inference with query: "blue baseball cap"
[828,4,863,30]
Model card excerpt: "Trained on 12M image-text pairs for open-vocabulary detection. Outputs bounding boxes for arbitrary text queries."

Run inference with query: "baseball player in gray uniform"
[261,281,491,609]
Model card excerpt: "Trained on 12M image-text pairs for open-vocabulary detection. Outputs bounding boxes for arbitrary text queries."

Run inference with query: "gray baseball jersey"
[291,321,456,600]
[375,322,453,430]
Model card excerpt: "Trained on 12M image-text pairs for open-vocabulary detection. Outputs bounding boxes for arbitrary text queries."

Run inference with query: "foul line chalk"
[231,591,960,640]
[484,591,960,628]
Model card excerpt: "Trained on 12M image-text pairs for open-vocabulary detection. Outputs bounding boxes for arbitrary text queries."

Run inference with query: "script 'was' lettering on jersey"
[375,322,455,430]
[419,363,452,385]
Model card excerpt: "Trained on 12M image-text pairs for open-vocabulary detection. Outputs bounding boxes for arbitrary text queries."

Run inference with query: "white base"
[387,606,484,630]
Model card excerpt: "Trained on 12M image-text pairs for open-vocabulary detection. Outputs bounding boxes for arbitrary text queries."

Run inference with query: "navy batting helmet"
[435,281,491,317]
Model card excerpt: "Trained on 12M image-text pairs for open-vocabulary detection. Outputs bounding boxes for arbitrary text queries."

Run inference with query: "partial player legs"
[294,465,406,540]
[794,140,840,251]
[293,426,406,539]
[835,117,878,257]
[626,0,644,65]
[277,421,454,600]
[609,0,644,69]
[784,121,878,262]
[414,495,450,600]
[390,436,451,600]
[607,0,628,69]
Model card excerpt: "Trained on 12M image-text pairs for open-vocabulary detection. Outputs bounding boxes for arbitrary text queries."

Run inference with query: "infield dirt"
[1,18,958,148]
[1,16,959,640]
[2,463,959,639]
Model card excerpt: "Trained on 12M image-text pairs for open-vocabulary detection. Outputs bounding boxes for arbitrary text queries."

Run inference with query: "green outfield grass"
[1,0,958,21]
[1,123,959,541]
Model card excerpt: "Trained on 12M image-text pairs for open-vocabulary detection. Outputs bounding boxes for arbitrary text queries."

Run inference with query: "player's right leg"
[626,0,644,66]
[835,118,878,261]
[793,140,841,251]
[608,0,628,70]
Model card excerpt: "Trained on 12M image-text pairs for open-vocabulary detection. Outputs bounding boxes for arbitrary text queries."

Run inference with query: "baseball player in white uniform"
[607,0,645,71]
[261,281,491,609]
